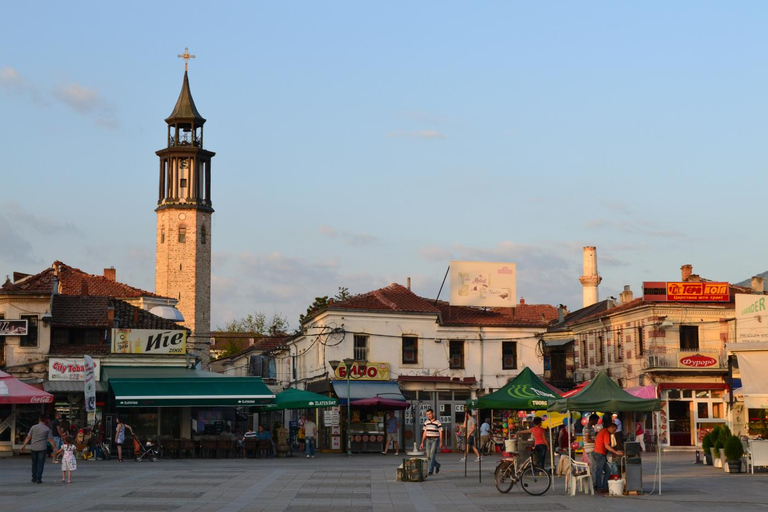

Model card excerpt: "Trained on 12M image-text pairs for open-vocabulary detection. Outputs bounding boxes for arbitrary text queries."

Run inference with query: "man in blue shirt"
[382,411,400,455]
[480,417,492,454]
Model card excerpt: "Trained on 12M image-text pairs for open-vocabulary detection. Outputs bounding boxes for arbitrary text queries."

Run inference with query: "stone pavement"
[0,451,766,512]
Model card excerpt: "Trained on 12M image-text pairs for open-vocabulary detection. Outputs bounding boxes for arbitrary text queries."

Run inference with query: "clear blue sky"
[2,2,768,329]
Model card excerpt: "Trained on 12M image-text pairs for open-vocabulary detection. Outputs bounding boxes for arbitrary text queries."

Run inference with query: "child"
[54,433,77,483]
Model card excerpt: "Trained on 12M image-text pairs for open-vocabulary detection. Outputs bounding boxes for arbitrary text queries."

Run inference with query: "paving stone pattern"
[0,452,767,512]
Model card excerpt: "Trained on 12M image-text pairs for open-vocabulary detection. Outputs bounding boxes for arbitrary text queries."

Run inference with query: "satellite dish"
[149,306,185,322]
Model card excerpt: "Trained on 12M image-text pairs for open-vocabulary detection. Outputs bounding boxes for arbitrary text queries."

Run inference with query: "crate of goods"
[396,458,429,482]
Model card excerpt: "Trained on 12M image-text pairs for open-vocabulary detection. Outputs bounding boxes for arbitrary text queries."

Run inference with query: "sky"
[3,2,768,331]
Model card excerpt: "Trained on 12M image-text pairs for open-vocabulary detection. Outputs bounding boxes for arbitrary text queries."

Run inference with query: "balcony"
[643,349,726,372]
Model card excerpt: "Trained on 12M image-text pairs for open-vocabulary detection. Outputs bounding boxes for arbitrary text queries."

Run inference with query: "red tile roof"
[576,295,735,324]
[52,296,184,330]
[325,283,557,327]
[1,261,164,299]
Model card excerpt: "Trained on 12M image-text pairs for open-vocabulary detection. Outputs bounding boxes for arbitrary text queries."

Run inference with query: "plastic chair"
[564,457,593,496]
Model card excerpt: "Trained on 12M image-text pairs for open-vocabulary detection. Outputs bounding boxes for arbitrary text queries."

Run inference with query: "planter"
[719,448,726,461]
[704,452,712,465]
[726,460,741,473]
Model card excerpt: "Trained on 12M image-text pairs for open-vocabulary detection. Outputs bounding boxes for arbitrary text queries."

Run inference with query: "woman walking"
[115,417,133,463]
[54,434,77,483]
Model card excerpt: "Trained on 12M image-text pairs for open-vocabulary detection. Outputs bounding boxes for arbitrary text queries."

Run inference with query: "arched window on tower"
[200,225,207,245]
[161,226,166,244]
[178,225,187,243]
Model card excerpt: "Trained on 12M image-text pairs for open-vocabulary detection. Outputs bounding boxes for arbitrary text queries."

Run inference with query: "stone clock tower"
[155,56,214,367]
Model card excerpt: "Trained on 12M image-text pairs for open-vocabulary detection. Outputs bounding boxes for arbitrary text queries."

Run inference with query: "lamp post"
[343,357,354,456]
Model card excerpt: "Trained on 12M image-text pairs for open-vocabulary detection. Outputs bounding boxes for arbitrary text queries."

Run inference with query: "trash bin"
[505,439,517,453]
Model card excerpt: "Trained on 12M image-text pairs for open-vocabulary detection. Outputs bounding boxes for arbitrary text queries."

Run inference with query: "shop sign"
[642,281,729,302]
[678,351,719,369]
[331,436,341,450]
[84,355,96,412]
[111,328,187,355]
[334,361,390,381]
[49,358,101,381]
[324,407,340,426]
[0,319,27,336]
[735,294,768,342]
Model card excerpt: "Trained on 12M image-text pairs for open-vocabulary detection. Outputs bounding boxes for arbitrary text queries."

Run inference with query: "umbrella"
[350,396,410,409]
[262,388,338,411]
[0,371,53,404]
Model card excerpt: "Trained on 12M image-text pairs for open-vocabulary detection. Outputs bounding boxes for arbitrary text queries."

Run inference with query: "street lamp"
[343,357,354,456]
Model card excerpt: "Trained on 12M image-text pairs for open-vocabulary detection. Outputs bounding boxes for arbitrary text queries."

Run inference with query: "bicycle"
[493,452,551,495]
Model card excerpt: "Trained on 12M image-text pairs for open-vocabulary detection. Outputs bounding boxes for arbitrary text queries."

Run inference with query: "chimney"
[620,285,634,305]
[681,264,693,282]
[752,276,765,293]
[519,297,525,305]
[579,246,602,308]
[407,277,411,290]
[557,305,566,323]
[104,267,116,281]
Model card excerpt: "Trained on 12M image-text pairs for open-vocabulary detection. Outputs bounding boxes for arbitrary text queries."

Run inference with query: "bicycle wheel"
[494,462,515,494]
[520,465,551,496]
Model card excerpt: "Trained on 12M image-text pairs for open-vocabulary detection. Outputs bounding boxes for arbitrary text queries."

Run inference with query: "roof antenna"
[434,265,450,305]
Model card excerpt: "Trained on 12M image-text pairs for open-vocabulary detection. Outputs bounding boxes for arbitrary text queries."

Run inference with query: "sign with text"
[449,261,516,307]
[333,362,390,381]
[643,281,730,302]
[49,358,101,381]
[111,329,187,355]
[84,355,96,412]
[677,351,720,369]
[735,294,768,342]
[0,319,27,336]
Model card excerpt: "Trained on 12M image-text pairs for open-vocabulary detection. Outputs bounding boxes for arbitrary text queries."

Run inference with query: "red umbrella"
[0,371,54,404]
[350,397,410,409]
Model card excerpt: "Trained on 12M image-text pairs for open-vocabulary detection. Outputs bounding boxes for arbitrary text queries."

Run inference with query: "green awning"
[263,388,338,411]
[474,367,558,410]
[105,367,275,407]
[548,371,661,413]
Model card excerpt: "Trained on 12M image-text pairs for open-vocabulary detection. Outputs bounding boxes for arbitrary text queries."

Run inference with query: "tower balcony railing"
[643,349,726,371]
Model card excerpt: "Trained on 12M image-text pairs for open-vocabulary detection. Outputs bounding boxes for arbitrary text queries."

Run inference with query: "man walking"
[51,411,63,464]
[303,415,316,458]
[419,408,443,476]
[20,415,54,484]
[382,411,400,455]
[460,411,481,462]
[593,422,623,493]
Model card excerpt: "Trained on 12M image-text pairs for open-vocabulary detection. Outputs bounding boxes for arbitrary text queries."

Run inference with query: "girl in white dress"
[54,434,77,483]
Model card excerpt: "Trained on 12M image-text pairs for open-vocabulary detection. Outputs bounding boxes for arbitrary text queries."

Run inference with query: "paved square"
[0,451,766,512]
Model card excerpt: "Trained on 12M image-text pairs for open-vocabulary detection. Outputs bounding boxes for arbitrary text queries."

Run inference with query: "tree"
[218,312,289,335]
[298,287,353,325]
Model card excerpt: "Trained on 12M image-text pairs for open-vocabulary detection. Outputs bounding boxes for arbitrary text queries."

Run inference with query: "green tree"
[298,287,353,325]
[218,312,289,335]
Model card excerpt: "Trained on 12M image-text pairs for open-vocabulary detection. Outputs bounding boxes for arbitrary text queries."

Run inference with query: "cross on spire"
[177,47,196,71]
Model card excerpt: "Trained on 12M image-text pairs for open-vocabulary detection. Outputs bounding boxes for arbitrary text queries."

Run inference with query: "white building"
[287,283,557,451]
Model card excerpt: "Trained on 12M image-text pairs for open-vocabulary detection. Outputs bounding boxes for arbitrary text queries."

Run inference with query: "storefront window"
[682,390,693,399]
[697,402,709,418]
[191,408,235,435]
[711,390,724,399]
[748,409,768,438]
[667,389,681,399]
[160,409,180,437]
[121,409,158,440]
[712,402,724,419]
[0,405,12,442]
[696,390,710,399]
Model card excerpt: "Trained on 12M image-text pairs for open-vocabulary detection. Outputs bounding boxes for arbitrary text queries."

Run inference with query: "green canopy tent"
[466,367,559,483]
[262,388,338,411]
[547,371,663,495]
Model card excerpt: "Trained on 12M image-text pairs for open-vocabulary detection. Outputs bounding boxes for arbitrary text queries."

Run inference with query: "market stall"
[0,371,54,456]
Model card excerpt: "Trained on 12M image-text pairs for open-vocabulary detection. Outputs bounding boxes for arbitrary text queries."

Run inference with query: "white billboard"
[49,358,101,381]
[111,328,187,355]
[735,294,768,342]
[449,261,516,307]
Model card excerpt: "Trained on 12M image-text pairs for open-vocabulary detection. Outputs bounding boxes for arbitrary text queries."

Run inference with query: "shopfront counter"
[349,422,385,452]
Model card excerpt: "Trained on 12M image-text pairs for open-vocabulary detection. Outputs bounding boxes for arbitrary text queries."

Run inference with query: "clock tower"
[155,55,215,367]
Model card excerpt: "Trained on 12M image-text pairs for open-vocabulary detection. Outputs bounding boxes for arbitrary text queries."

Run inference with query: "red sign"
[334,362,390,381]
[679,353,719,368]
[643,282,729,302]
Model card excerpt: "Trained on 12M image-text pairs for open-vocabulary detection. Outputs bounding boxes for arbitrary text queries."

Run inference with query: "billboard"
[449,261,516,308]
[735,293,768,342]
[642,281,729,302]
[333,362,390,381]
[49,358,101,381]
[111,328,187,355]
[0,320,27,336]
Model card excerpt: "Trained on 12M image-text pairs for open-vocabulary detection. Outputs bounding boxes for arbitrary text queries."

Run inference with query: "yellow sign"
[334,362,390,381]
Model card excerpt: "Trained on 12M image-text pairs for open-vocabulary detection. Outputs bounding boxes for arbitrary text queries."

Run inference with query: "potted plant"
[713,438,724,468]
[710,426,722,467]
[724,435,744,473]
[718,426,731,464]
[702,432,713,465]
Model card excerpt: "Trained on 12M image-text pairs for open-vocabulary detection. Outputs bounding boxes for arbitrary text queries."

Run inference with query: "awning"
[545,338,574,347]
[44,381,108,393]
[0,371,54,404]
[105,367,275,407]
[735,351,768,409]
[331,380,407,406]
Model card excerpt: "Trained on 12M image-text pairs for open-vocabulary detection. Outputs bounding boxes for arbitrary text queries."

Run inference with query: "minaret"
[579,246,602,308]
[155,49,215,367]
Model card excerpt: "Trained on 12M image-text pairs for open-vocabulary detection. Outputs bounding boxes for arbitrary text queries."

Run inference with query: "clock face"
[180,159,189,169]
